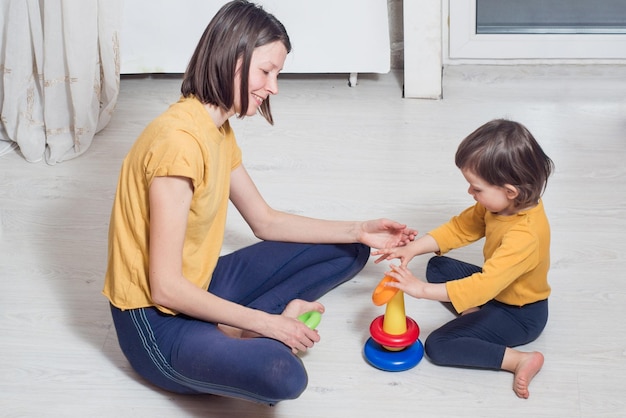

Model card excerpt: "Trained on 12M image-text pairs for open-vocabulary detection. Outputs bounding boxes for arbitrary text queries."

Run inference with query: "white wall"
[120,0,390,75]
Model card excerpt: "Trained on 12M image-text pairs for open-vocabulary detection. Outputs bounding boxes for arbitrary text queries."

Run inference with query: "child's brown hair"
[455,119,554,208]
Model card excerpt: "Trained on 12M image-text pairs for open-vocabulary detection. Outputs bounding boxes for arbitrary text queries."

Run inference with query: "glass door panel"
[449,0,626,59]
[476,0,626,34]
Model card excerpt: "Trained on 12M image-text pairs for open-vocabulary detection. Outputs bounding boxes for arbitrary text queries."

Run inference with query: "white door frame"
[403,0,442,99]
[449,1,626,60]
[403,0,626,99]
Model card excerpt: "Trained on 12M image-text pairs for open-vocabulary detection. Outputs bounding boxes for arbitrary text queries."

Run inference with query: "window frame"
[449,1,626,60]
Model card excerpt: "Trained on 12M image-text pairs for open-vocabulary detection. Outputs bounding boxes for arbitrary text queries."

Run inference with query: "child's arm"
[384,263,450,302]
[372,233,440,267]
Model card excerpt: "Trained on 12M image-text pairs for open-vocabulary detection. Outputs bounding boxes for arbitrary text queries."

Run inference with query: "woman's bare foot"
[217,323,245,338]
[282,299,324,319]
[217,299,323,340]
[217,324,260,339]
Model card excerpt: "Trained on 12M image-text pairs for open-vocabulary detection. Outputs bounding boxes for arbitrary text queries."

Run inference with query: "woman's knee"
[253,352,309,402]
[353,243,370,269]
[331,243,369,277]
[221,338,309,402]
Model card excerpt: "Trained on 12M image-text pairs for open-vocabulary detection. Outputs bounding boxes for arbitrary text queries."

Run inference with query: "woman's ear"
[504,184,519,200]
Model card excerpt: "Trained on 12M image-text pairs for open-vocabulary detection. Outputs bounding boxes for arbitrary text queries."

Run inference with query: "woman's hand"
[267,299,325,354]
[372,234,439,266]
[359,219,417,249]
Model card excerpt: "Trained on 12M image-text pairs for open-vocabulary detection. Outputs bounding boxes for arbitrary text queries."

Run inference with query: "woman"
[103,0,415,405]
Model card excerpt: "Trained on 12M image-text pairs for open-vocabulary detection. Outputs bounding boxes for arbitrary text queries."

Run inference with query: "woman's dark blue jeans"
[110,241,370,405]
[424,256,548,370]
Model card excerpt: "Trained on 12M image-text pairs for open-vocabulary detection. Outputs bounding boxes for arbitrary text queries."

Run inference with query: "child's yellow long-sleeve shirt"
[428,200,551,313]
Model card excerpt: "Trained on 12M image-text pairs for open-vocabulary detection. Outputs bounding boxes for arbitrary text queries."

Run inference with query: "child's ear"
[504,184,519,200]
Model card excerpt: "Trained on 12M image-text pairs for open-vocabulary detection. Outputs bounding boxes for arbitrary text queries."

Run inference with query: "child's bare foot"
[512,351,544,399]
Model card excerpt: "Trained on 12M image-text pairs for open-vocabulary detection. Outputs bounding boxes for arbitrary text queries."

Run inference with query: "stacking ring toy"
[369,315,420,348]
[298,311,322,330]
[372,275,400,306]
[364,338,424,372]
[364,275,424,372]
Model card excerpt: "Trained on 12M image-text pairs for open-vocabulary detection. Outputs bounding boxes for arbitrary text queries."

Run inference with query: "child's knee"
[424,330,451,366]
[425,256,446,283]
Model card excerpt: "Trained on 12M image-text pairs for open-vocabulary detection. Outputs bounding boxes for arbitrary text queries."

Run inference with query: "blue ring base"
[363,337,424,372]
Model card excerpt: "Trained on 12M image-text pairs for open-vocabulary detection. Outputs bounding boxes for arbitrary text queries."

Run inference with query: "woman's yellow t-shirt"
[102,96,242,315]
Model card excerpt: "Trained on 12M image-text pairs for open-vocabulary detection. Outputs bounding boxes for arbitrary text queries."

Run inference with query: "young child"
[373,119,554,399]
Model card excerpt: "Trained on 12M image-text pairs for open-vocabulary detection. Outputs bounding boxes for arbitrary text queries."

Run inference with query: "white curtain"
[0,0,121,164]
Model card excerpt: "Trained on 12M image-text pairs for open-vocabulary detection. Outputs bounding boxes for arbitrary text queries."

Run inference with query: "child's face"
[233,41,288,116]
[461,169,518,216]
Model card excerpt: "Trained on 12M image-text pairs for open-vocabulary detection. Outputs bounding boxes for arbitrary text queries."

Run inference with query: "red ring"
[369,315,420,348]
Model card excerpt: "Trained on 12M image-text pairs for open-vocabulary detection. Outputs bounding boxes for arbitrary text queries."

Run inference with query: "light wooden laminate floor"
[1,65,625,417]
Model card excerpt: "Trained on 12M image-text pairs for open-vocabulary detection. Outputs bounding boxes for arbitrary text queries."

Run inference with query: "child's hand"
[371,245,415,266]
[383,263,425,300]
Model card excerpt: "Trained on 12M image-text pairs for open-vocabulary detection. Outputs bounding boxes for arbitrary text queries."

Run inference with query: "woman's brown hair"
[181,0,291,124]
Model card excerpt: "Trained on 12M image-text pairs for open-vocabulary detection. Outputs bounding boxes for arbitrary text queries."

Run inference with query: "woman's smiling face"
[233,41,288,116]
